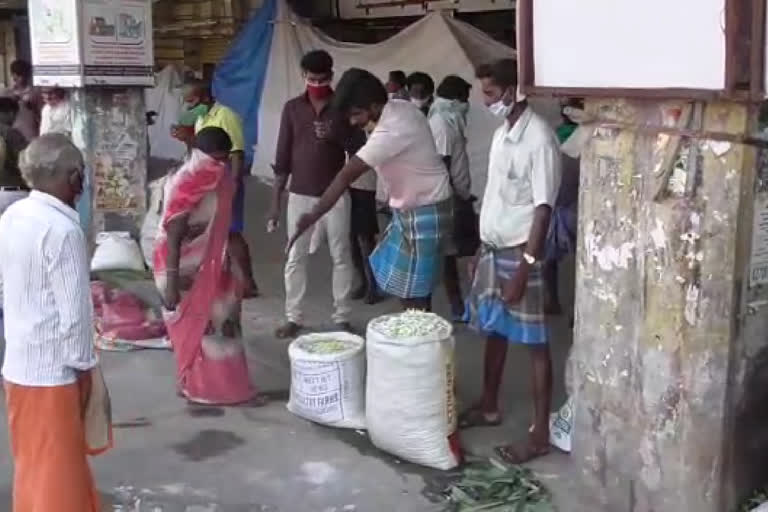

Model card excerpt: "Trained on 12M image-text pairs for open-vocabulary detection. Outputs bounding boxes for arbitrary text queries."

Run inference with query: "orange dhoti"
[4,375,101,512]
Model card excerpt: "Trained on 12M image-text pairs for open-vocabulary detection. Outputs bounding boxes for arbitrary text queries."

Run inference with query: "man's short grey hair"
[19,133,83,189]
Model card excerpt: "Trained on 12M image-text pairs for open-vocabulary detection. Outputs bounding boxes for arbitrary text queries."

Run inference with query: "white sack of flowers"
[366,310,461,470]
[287,332,366,429]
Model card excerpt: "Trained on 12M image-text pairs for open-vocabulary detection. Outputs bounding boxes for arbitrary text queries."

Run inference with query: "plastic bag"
[366,311,462,470]
[91,232,145,272]
[287,332,366,429]
[549,397,573,453]
[140,176,167,269]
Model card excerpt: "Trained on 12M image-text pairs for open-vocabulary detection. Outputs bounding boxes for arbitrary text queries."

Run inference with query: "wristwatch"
[523,252,537,265]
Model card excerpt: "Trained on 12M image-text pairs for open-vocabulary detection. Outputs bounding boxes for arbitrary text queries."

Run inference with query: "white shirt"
[350,134,377,191]
[0,191,97,386]
[429,112,471,200]
[356,100,452,210]
[40,101,73,136]
[479,107,562,248]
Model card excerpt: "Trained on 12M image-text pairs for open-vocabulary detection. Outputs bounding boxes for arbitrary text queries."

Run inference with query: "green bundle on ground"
[444,458,555,512]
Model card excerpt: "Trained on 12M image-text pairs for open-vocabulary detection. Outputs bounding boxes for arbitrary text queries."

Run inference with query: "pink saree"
[153,150,255,405]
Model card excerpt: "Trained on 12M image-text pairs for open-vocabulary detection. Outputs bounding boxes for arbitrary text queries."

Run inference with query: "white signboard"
[82,0,154,86]
[750,196,768,287]
[29,0,84,87]
[531,0,726,90]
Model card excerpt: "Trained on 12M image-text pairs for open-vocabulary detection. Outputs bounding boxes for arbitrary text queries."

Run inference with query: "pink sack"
[91,282,167,342]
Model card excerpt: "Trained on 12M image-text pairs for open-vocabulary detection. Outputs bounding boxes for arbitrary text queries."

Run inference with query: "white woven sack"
[91,232,145,272]
[366,312,460,470]
[287,332,366,429]
[140,176,167,269]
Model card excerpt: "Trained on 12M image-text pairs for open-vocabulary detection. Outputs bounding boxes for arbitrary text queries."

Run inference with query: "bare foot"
[458,406,502,429]
[275,321,302,339]
[494,436,551,464]
[243,281,260,299]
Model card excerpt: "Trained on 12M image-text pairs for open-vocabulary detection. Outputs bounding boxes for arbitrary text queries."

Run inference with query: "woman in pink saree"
[154,127,258,405]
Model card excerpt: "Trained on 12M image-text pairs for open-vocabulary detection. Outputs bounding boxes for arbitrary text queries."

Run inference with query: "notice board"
[29,0,154,87]
[518,0,765,100]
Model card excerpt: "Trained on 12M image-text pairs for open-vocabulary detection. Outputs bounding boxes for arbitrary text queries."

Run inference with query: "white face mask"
[488,99,513,119]
[411,97,429,108]
[456,102,470,117]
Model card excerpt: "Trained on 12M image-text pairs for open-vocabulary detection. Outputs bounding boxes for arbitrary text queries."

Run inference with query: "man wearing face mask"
[171,83,210,151]
[461,59,562,465]
[187,81,260,300]
[406,72,435,116]
[385,70,408,100]
[269,50,363,338]
[0,134,103,512]
[428,75,475,320]
[286,68,453,313]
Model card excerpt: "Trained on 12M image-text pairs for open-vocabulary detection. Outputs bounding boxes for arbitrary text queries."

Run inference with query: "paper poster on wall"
[82,0,154,86]
[28,0,84,87]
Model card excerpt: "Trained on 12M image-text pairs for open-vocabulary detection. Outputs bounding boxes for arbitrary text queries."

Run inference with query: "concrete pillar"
[572,98,768,511]
[70,88,148,241]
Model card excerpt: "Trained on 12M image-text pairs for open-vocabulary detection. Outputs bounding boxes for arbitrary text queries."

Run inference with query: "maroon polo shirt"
[273,93,366,197]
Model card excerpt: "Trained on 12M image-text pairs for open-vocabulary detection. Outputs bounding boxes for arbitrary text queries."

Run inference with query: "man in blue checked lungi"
[460,59,562,464]
[287,68,454,312]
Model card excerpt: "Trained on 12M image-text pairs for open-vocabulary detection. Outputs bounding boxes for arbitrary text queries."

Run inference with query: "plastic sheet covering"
[212,0,278,164]
[250,0,560,203]
[145,66,186,161]
[91,271,169,352]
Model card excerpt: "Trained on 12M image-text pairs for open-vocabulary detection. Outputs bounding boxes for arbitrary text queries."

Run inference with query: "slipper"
[458,407,502,429]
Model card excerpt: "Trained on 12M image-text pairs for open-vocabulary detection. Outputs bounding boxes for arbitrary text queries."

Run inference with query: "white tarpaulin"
[145,66,186,162]
[255,0,560,200]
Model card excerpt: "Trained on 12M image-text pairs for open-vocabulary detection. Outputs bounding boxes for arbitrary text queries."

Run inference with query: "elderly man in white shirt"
[461,59,562,465]
[0,133,102,512]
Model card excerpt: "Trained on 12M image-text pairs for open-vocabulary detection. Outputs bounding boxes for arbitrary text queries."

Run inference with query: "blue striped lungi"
[369,198,453,299]
[464,245,549,345]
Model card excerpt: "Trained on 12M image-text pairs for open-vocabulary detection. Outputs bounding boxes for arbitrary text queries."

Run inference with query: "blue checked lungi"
[544,204,577,263]
[464,244,548,345]
[369,198,453,299]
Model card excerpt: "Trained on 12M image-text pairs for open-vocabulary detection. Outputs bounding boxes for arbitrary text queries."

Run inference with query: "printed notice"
[291,360,344,423]
[750,196,768,287]
[29,0,83,87]
[82,0,154,86]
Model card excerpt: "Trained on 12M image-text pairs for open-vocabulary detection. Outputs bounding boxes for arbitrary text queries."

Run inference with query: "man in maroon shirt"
[267,50,364,338]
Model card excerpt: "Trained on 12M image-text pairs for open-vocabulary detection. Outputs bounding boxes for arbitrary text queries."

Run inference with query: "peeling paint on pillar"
[70,88,148,243]
[572,99,763,511]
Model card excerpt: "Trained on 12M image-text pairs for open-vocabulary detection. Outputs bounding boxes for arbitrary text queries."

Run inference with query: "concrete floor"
[0,180,590,511]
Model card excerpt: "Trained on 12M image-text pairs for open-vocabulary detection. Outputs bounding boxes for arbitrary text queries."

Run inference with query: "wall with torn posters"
[71,88,148,240]
[572,99,768,511]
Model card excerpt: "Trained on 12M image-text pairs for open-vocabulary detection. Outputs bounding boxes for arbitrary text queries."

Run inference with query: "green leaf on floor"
[443,459,555,512]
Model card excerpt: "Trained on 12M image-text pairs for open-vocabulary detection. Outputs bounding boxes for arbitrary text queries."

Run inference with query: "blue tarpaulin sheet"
[212,0,277,163]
